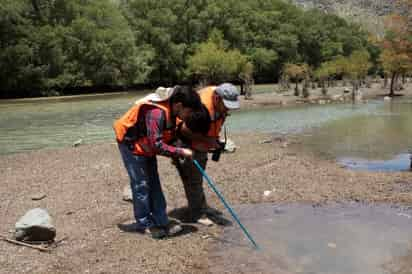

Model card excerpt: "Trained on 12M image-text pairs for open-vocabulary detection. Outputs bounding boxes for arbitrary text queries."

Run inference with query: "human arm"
[146,108,192,158]
[178,122,220,152]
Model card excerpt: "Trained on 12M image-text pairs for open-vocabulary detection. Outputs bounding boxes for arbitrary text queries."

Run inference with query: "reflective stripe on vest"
[113,100,174,156]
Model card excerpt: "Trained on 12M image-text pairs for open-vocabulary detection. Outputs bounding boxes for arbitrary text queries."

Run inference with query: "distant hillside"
[289,0,402,36]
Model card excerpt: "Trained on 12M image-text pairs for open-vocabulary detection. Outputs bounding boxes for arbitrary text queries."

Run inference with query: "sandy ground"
[1,82,412,274]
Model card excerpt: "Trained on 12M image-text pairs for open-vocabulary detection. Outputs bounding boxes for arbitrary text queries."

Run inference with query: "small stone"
[73,139,83,147]
[281,142,289,148]
[327,242,337,249]
[331,94,342,101]
[259,139,272,144]
[31,193,47,201]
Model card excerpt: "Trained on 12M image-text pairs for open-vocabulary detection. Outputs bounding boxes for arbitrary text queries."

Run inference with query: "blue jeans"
[118,143,168,229]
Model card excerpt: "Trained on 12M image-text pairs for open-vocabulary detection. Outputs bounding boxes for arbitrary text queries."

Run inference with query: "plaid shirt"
[142,106,183,157]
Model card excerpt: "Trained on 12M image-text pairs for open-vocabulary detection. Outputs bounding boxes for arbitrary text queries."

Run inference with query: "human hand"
[181,148,193,159]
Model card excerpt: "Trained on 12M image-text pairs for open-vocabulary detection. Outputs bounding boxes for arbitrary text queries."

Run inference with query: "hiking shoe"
[146,226,167,239]
[202,207,223,216]
[197,215,214,226]
[117,223,146,233]
[167,223,183,236]
[207,214,232,226]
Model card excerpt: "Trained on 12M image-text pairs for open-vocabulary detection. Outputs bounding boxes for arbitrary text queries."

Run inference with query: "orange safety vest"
[113,100,175,156]
[199,86,225,138]
[188,86,225,151]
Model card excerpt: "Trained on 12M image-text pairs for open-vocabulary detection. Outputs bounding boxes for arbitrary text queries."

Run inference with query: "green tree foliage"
[379,13,412,96]
[282,63,309,96]
[1,0,375,98]
[187,32,250,84]
[346,49,372,85]
[315,49,371,95]
[0,0,152,97]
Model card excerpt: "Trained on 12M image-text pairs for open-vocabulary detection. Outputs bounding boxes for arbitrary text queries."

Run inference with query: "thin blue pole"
[193,159,259,250]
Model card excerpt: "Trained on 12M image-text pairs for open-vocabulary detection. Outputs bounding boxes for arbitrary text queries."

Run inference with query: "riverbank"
[1,131,412,273]
[240,81,412,110]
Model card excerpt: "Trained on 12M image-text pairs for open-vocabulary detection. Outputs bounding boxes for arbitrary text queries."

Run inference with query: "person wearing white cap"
[174,83,240,226]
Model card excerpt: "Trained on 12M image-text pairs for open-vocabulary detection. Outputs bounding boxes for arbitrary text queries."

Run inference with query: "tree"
[187,32,250,85]
[346,49,372,92]
[314,62,335,95]
[380,14,412,96]
[239,61,254,99]
[0,0,376,98]
[0,0,153,98]
[283,63,309,96]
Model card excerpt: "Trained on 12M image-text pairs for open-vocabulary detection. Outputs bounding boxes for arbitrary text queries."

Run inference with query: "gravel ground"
[1,83,412,273]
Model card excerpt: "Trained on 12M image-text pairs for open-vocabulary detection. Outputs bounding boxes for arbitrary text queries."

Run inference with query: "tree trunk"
[240,82,245,95]
[302,80,309,98]
[389,72,396,97]
[321,81,327,95]
[31,0,43,22]
[294,81,299,96]
[351,80,358,102]
[244,78,253,100]
[311,81,316,89]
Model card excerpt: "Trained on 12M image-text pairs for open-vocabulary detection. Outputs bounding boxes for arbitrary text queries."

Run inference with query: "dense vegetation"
[0,0,393,98]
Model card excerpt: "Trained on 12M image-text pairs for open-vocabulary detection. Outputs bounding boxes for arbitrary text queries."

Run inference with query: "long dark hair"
[169,85,201,109]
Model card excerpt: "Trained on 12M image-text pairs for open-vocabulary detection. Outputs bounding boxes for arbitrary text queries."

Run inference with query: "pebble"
[328,242,337,249]
[263,190,272,197]
[73,139,83,147]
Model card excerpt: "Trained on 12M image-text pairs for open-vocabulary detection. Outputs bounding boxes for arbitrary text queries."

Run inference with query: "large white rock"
[15,208,56,241]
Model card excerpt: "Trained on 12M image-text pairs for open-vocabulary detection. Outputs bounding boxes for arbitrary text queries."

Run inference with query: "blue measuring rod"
[193,159,260,250]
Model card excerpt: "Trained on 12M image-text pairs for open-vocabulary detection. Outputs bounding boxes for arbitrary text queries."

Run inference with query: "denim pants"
[118,143,168,229]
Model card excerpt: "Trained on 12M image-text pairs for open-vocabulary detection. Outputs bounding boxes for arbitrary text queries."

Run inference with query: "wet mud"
[209,203,412,274]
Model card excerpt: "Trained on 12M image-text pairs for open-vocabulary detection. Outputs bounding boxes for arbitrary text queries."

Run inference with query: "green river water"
[1,92,412,171]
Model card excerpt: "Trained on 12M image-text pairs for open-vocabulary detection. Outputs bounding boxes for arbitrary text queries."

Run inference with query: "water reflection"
[1,94,412,172]
[293,100,412,171]
[0,92,144,154]
[209,203,412,274]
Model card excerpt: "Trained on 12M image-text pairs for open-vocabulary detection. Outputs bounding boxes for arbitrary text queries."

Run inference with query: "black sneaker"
[196,214,214,226]
[117,223,146,233]
[146,226,167,239]
[203,207,223,216]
